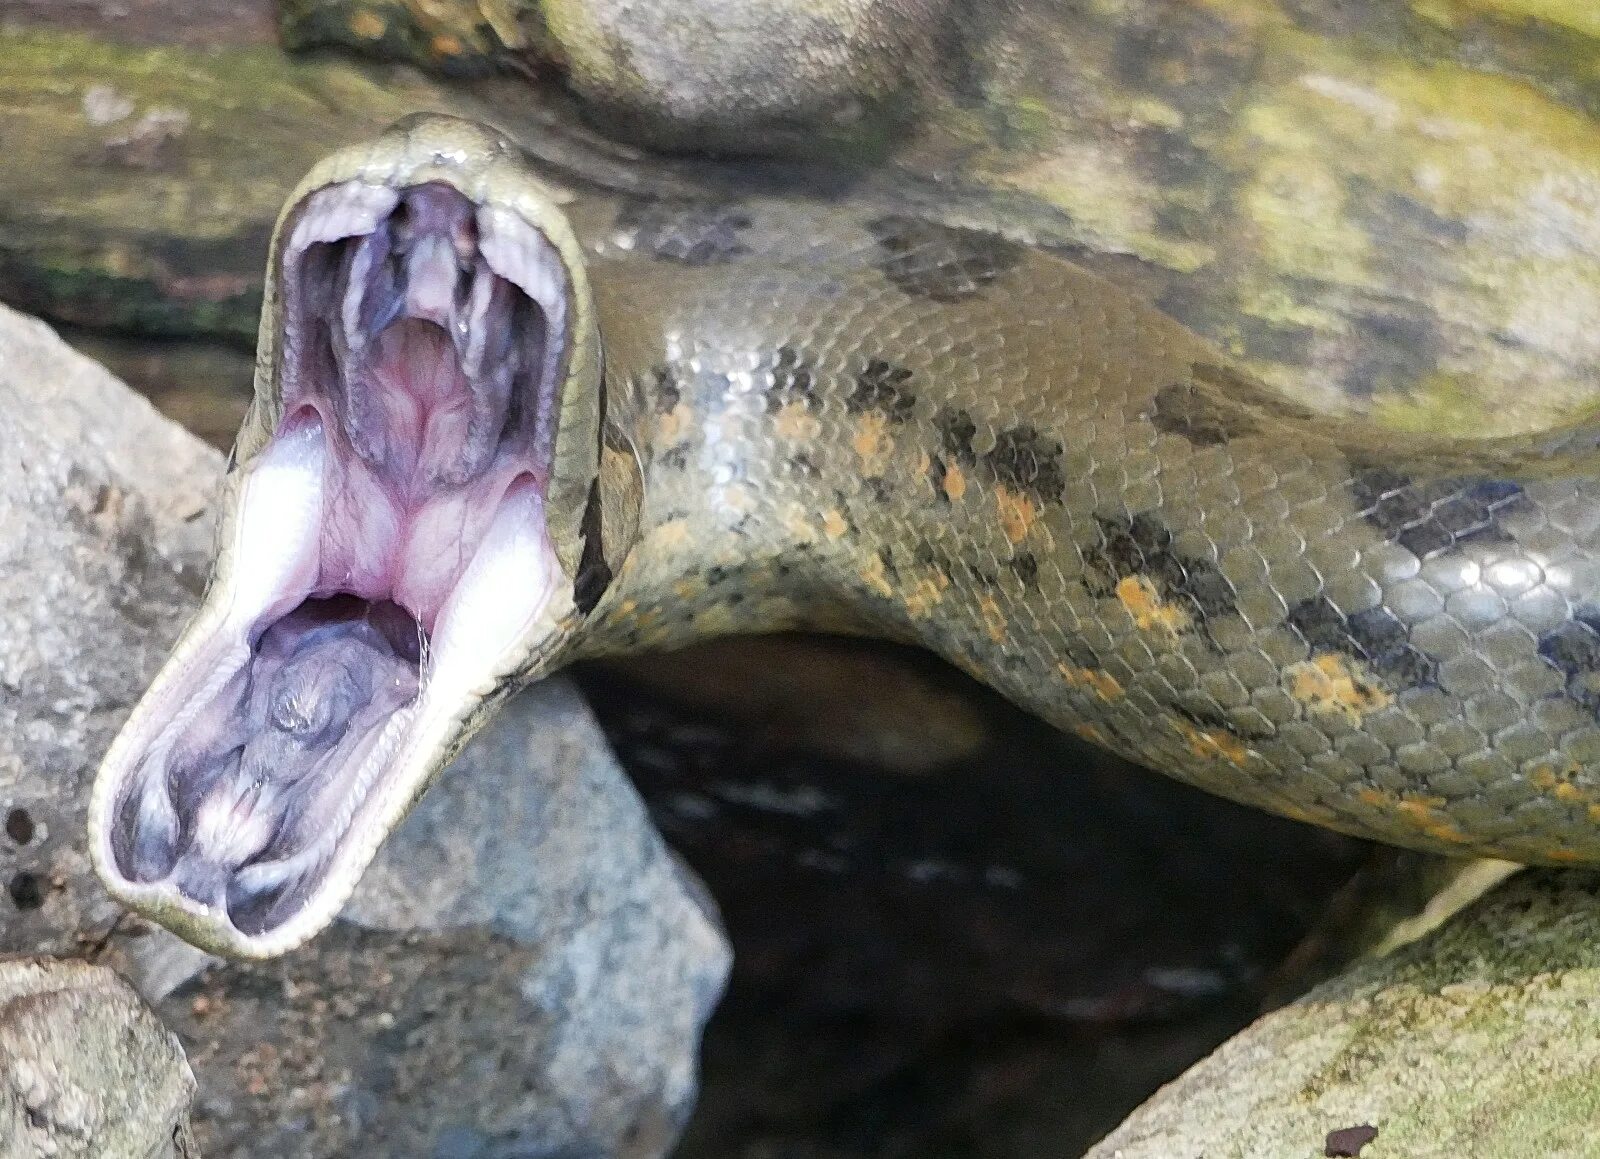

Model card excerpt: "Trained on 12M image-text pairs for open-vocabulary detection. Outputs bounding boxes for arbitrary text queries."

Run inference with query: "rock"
[1085,869,1600,1158]
[533,0,954,156]
[0,302,219,963]
[0,957,196,1159]
[278,0,956,157]
[0,303,731,1156]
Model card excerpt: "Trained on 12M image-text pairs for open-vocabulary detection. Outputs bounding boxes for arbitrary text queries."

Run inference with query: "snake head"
[89,115,629,959]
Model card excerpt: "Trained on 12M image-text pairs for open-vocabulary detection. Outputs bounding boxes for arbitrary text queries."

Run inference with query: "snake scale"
[91,115,1600,958]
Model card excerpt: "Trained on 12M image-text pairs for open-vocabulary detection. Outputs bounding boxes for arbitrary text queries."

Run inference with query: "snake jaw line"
[90,145,584,959]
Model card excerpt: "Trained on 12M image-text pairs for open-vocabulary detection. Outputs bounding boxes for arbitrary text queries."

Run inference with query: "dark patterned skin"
[153,114,1600,930]
[566,175,1600,866]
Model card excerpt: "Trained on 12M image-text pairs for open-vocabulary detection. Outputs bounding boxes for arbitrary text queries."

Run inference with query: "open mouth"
[95,179,574,953]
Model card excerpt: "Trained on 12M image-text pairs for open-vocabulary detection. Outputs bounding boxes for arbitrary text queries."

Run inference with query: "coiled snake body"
[93,116,1600,958]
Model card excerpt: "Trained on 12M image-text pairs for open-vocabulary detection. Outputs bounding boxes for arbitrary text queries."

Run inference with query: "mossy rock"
[1088,869,1600,1158]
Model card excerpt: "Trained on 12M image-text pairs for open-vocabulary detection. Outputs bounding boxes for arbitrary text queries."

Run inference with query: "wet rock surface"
[0,957,197,1159]
[0,304,730,1158]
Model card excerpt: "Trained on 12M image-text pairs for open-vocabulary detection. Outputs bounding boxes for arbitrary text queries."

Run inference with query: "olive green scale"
[554,184,1600,865]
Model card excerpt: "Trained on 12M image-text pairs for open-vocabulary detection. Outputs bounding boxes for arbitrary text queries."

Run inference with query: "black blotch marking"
[927,454,951,503]
[763,345,821,412]
[5,809,32,844]
[877,545,899,581]
[988,424,1066,502]
[865,477,893,504]
[913,542,939,567]
[1349,464,1527,560]
[848,358,917,420]
[967,562,1000,589]
[1010,551,1039,588]
[1148,380,1256,447]
[616,198,753,266]
[932,408,1066,501]
[1084,512,1238,627]
[9,872,42,910]
[1288,596,1436,688]
[935,409,977,465]
[788,453,820,479]
[866,215,1023,302]
[1539,610,1600,718]
[573,478,612,617]
[645,364,682,414]
[659,446,690,471]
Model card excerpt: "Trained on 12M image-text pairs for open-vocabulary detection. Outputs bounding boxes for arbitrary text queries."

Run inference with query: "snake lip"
[91,178,574,959]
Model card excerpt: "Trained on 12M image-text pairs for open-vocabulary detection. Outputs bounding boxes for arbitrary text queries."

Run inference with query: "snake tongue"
[91,180,571,958]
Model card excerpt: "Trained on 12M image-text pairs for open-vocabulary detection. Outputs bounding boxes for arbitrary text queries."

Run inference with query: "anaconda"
[90,114,1600,958]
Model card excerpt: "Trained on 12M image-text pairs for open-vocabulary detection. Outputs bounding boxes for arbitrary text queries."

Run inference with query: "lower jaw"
[93,416,565,955]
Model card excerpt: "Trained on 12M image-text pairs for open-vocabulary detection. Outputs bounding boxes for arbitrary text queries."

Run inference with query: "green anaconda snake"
[90,114,1600,958]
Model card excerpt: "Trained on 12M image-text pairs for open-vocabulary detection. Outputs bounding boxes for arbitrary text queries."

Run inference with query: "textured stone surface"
[0,302,219,965]
[1087,869,1600,1159]
[0,303,731,1157]
[0,957,197,1159]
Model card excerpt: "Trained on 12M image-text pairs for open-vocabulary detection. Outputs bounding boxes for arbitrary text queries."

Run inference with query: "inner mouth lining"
[108,180,570,939]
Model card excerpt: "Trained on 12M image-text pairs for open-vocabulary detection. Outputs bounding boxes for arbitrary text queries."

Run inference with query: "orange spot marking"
[650,519,691,551]
[1588,803,1600,824]
[1176,721,1250,766]
[673,578,702,601]
[775,401,821,441]
[1549,848,1586,862]
[1394,795,1470,844]
[942,462,967,501]
[349,9,387,38]
[903,571,949,618]
[860,553,895,599]
[657,403,692,444]
[1074,723,1107,745]
[978,594,1008,642]
[1114,575,1191,636]
[994,485,1038,545]
[1358,787,1388,807]
[821,509,849,539]
[1285,653,1392,725]
[1531,765,1560,790]
[1058,663,1124,702]
[853,412,894,477]
[431,33,465,56]
[1556,782,1587,804]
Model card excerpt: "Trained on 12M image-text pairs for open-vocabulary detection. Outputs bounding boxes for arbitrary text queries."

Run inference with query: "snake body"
[93,116,1600,958]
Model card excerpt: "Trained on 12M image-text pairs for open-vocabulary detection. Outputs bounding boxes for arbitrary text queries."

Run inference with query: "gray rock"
[541,0,955,155]
[0,302,219,963]
[1086,868,1600,1159]
[0,957,196,1159]
[0,302,731,1156]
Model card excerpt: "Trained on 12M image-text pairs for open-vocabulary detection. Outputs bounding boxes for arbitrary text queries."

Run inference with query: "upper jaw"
[89,152,585,959]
